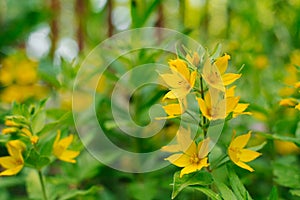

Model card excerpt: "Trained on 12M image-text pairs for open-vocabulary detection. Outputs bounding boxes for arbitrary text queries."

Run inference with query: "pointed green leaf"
[215,181,237,200]
[227,165,253,200]
[171,170,213,199]
[193,187,222,200]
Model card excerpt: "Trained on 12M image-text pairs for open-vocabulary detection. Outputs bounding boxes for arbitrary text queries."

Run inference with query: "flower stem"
[38,170,48,200]
[200,76,208,137]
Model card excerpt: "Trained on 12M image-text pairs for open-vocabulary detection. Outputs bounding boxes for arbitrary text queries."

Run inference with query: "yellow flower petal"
[279,98,297,106]
[226,85,236,97]
[235,161,255,172]
[177,128,196,155]
[296,103,300,111]
[202,59,225,92]
[239,149,262,162]
[60,150,80,163]
[169,59,190,81]
[165,153,190,167]
[180,163,198,178]
[53,130,79,163]
[222,73,241,86]
[163,103,183,116]
[230,131,252,149]
[0,165,23,176]
[197,97,211,120]
[198,138,210,158]
[214,54,231,74]
[161,144,181,153]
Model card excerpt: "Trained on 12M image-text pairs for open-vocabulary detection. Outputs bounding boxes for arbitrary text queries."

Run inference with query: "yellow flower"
[197,88,239,120]
[279,98,298,107]
[156,98,187,120]
[159,59,196,99]
[162,128,210,178]
[202,54,241,91]
[0,140,26,176]
[228,131,261,172]
[53,130,80,163]
[226,86,252,118]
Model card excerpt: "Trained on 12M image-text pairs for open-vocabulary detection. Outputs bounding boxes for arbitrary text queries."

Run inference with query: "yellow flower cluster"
[0,53,48,103]
[159,50,260,177]
[0,117,79,176]
[162,128,261,177]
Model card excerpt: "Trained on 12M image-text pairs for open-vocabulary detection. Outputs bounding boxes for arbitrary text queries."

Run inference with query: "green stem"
[38,170,48,200]
[200,76,208,137]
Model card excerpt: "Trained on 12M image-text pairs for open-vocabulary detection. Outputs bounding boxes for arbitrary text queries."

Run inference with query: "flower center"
[190,153,200,164]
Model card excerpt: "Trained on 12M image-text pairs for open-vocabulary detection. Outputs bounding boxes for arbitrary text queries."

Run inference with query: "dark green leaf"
[171,170,213,199]
[268,186,278,200]
[25,149,50,170]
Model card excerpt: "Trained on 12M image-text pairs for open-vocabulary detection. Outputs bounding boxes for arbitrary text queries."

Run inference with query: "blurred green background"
[0,0,300,199]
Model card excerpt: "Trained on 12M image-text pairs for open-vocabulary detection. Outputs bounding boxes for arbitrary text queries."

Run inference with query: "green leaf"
[290,189,300,197]
[215,181,237,200]
[227,165,253,200]
[248,141,267,151]
[193,187,222,200]
[25,149,50,170]
[268,186,278,200]
[171,170,213,199]
[295,121,300,138]
[273,155,300,188]
[210,43,222,60]
[32,110,46,134]
[58,186,102,200]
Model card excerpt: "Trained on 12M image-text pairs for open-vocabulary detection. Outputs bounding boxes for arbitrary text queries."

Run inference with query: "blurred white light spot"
[26,25,51,60]
[90,0,107,13]
[55,38,79,63]
[112,6,131,30]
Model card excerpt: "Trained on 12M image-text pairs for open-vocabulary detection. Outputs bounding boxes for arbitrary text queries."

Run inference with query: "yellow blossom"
[202,54,241,91]
[279,98,298,107]
[226,86,252,118]
[228,131,261,172]
[53,130,80,163]
[159,59,196,99]
[0,140,26,176]
[197,88,239,120]
[156,98,187,120]
[162,128,210,178]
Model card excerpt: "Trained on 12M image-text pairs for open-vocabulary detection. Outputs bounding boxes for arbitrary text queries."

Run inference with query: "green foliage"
[171,171,213,199]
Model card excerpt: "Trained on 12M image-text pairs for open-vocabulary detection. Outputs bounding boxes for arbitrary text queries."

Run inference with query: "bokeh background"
[0,0,300,199]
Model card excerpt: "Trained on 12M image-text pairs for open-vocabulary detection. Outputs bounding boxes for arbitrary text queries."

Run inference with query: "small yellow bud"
[2,127,18,134]
[30,136,39,144]
[4,119,19,127]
